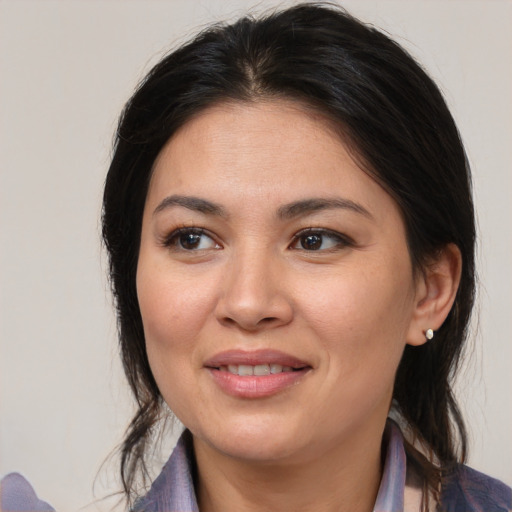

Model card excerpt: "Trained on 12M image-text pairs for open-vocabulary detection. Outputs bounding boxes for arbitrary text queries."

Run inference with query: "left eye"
[291,230,350,251]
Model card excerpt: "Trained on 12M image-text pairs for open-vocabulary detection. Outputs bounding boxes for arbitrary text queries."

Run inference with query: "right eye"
[164,228,221,251]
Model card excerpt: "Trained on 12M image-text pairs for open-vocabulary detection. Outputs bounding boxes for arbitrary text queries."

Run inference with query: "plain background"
[1,1,511,510]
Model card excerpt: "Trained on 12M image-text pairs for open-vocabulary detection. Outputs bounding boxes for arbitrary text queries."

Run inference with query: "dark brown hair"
[102,2,475,506]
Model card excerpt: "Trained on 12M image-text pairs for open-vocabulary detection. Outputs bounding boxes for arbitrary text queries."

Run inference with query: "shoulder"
[440,465,511,512]
[0,472,55,511]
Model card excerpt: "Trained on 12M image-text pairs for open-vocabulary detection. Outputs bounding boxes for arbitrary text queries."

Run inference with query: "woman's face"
[137,101,423,464]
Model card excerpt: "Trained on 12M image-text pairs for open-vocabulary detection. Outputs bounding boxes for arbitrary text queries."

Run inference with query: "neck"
[193,425,385,512]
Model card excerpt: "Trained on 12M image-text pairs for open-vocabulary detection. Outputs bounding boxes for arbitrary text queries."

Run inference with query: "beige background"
[1,1,511,510]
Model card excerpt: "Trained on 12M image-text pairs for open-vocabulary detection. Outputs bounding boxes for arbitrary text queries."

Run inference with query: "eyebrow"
[153,195,227,217]
[277,197,373,220]
[153,194,372,221]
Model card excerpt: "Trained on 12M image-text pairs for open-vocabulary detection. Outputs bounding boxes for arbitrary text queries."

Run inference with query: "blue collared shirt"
[133,421,408,511]
[133,421,511,512]
[2,421,510,511]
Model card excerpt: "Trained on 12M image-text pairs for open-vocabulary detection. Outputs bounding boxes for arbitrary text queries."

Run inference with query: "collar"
[134,420,407,512]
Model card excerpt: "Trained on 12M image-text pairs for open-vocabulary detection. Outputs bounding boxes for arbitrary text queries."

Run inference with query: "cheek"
[137,262,213,343]
[301,266,414,428]
[297,260,415,366]
[136,265,218,420]
[136,261,219,398]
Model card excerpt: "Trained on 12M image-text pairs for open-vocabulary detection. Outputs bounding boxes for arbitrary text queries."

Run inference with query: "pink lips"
[204,349,312,398]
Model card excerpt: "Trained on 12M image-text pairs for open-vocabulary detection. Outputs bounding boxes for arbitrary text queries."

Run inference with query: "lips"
[221,363,295,376]
[204,349,310,370]
[204,349,312,398]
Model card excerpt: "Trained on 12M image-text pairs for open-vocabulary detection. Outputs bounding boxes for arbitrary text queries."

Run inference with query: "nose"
[215,247,293,332]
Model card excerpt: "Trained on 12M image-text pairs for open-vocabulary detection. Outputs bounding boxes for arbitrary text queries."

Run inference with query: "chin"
[216,434,302,463]
[192,417,308,463]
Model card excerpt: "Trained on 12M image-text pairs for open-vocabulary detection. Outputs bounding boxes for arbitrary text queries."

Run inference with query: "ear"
[406,243,462,346]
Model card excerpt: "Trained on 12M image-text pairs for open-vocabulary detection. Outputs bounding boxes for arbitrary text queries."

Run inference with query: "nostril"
[219,315,281,331]
[215,291,294,331]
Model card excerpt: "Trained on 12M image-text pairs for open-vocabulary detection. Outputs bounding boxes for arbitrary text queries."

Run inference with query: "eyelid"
[290,227,355,250]
[161,226,222,250]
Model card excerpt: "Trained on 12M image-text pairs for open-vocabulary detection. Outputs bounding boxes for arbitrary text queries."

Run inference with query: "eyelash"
[161,227,354,252]
[290,228,354,251]
[161,227,220,251]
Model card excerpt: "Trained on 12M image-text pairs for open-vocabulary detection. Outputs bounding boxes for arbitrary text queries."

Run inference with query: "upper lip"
[204,349,311,369]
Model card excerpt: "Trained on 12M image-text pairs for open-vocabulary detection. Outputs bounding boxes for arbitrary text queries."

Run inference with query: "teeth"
[254,364,270,376]
[238,364,253,376]
[224,364,295,376]
[270,364,283,374]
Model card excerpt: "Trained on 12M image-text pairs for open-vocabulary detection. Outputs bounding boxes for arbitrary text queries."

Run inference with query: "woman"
[1,3,510,511]
[102,3,511,511]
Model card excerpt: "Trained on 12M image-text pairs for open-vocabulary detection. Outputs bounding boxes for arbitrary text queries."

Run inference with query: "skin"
[136,100,461,512]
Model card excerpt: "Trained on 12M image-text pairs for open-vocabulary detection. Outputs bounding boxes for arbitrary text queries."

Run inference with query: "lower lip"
[207,368,310,398]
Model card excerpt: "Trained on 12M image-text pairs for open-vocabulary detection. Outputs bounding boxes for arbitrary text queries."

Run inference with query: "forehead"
[153,99,349,169]
[147,100,395,219]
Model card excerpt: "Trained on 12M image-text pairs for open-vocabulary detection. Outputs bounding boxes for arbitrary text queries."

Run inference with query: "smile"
[218,364,297,376]
[204,350,312,398]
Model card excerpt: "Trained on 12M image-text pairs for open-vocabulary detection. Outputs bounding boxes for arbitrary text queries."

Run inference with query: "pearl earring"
[425,328,434,340]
